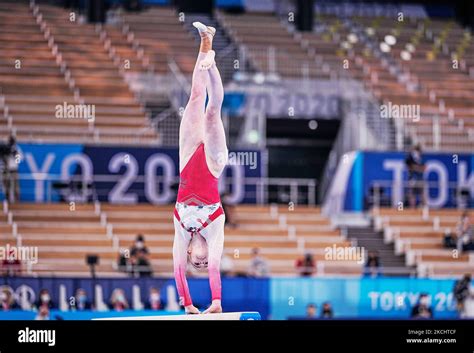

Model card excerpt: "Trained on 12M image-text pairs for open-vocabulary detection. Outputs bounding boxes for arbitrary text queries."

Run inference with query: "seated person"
[411,293,433,319]
[70,288,92,311]
[457,212,473,252]
[35,289,55,310]
[109,288,129,311]
[0,288,19,311]
[144,287,165,310]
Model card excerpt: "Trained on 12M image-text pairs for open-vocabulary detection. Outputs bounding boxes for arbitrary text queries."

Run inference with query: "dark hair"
[136,234,144,242]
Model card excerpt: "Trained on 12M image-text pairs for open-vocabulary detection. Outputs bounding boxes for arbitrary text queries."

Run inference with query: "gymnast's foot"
[199,50,215,71]
[203,299,222,314]
[193,21,215,53]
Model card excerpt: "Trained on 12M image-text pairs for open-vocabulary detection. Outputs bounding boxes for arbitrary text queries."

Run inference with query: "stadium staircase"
[347,226,415,276]
[373,208,474,277]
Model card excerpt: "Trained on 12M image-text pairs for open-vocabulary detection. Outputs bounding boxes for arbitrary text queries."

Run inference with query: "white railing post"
[268,46,276,75]
[396,118,404,151]
[433,115,440,151]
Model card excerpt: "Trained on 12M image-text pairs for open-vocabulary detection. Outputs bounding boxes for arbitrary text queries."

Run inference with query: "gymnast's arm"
[203,227,224,313]
[173,229,200,314]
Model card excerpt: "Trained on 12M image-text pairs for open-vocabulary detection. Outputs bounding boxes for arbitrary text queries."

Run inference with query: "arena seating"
[216,10,332,79]
[0,3,471,282]
[295,13,473,152]
[373,208,474,277]
[120,6,197,75]
[1,202,362,277]
[215,10,473,150]
[349,16,473,152]
[0,2,158,145]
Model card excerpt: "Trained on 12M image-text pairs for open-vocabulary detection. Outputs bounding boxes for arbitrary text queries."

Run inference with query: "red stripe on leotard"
[177,143,220,205]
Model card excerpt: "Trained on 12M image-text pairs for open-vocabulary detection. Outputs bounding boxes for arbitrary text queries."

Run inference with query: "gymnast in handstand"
[173,22,228,314]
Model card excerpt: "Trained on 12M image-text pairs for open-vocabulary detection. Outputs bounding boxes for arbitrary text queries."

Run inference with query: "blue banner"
[270,277,461,320]
[0,277,269,320]
[0,277,467,320]
[334,151,474,211]
[8,143,262,204]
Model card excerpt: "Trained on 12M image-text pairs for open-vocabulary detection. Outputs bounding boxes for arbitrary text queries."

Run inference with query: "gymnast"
[173,22,228,314]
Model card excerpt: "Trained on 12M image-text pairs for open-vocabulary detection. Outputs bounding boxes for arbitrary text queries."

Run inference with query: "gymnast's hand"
[185,305,201,315]
[203,299,222,314]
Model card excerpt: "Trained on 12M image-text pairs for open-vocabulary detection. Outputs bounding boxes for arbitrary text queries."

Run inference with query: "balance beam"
[94,312,261,321]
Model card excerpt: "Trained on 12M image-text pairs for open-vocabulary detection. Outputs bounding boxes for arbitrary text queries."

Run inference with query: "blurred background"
[0,0,472,320]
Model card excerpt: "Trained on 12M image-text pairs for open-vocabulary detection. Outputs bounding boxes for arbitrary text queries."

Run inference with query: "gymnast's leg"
[178,24,214,171]
[204,59,228,177]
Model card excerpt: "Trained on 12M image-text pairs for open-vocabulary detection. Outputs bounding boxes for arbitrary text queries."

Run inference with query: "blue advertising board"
[6,143,262,204]
[0,277,466,320]
[270,277,460,319]
[0,277,270,320]
[327,151,473,211]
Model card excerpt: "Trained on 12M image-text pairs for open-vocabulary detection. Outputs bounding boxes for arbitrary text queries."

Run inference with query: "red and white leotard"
[174,143,224,307]
[176,143,220,205]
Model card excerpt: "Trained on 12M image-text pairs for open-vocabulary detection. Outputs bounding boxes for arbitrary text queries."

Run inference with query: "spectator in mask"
[456,213,473,252]
[129,249,153,278]
[220,254,235,277]
[296,253,316,277]
[321,302,334,318]
[405,144,426,208]
[247,248,270,277]
[109,288,129,311]
[35,289,55,310]
[145,287,164,310]
[2,134,20,203]
[453,274,472,317]
[306,303,317,318]
[364,251,382,277]
[35,305,50,320]
[130,234,149,257]
[1,247,21,277]
[0,288,18,311]
[410,293,433,319]
[70,288,92,311]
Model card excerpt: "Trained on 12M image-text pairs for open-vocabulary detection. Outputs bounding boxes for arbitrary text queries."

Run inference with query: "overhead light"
[233,72,249,82]
[341,41,352,50]
[405,43,416,53]
[247,130,259,144]
[253,73,265,84]
[347,33,358,43]
[365,27,375,36]
[380,42,391,53]
[400,50,412,61]
[384,34,397,46]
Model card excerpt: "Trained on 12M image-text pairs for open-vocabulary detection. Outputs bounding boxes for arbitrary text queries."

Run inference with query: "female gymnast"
[173,22,228,315]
